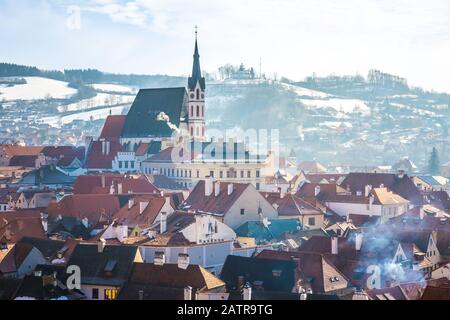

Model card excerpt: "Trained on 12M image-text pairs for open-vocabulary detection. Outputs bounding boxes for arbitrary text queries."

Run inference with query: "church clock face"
[190,93,195,99]
[201,94,205,99]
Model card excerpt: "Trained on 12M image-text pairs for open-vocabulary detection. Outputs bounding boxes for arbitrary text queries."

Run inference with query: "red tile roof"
[184,181,249,216]
[260,192,322,217]
[9,155,37,168]
[0,145,43,157]
[85,140,123,169]
[41,146,85,161]
[113,195,166,228]
[45,194,121,223]
[0,217,46,244]
[99,115,127,140]
[73,174,159,194]
[341,172,424,206]
[135,143,150,157]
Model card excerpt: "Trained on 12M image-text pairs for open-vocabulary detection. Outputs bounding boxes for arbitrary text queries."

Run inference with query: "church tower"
[187,28,206,141]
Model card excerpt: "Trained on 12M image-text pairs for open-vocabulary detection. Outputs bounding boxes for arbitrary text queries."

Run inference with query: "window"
[220,171,223,178]
[240,209,245,215]
[118,161,123,169]
[256,183,260,190]
[196,89,200,100]
[240,171,244,178]
[226,171,230,178]
[256,170,260,178]
[104,288,118,300]
[130,161,135,169]
[124,161,128,169]
[92,288,99,300]
[210,171,214,178]
[247,171,251,178]
[308,217,315,226]
[201,106,204,117]
[190,105,194,117]
[197,105,200,117]
[197,170,200,178]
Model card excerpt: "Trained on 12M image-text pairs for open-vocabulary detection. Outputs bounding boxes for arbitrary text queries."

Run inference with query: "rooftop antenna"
[195,25,198,40]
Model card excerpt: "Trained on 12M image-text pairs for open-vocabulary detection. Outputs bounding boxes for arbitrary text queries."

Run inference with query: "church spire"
[188,26,205,91]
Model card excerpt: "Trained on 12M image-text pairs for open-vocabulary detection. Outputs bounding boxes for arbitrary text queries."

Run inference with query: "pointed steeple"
[188,26,205,91]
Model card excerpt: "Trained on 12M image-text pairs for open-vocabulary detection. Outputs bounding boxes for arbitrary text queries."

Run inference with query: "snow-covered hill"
[0,77,77,101]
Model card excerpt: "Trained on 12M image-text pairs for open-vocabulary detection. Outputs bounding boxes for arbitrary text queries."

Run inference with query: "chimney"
[154,251,165,266]
[138,290,144,301]
[420,207,425,220]
[41,217,48,234]
[101,175,106,188]
[364,185,372,197]
[160,212,167,234]
[117,183,123,194]
[139,201,149,215]
[81,217,89,228]
[178,253,190,270]
[331,237,338,255]
[106,141,111,155]
[214,182,221,197]
[102,140,106,155]
[397,170,405,179]
[128,199,134,209]
[184,286,193,301]
[227,183,234,195]
[97,238,106,253]
[355,232,363,251]
[243,283,252,301]
[314,185,321,197]
[300,293,308,300]
[205,177,213,196]
[369,194,374,211]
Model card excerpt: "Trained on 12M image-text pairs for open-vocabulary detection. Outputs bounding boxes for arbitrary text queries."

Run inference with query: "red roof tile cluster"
[113,195,166,228]
[0,145,43,157]
[135,143,150,157]
[184,180,249,216]
[340,172,424,206]
[9,155,37,168]
[0,216,46,244]
[99,115,127,140]
[260,192,322,217]
[73,174,159,194]
[45,194,121,223]
[41,146,85,161]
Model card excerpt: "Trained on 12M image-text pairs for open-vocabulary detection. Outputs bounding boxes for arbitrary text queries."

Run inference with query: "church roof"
[121,87,188,138]
[188,39,205,91]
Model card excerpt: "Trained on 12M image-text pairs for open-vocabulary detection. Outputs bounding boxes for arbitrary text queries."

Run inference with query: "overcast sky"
[1,0,450,92]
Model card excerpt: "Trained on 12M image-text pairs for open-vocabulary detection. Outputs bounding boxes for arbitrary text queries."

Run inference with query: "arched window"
[201,105,204,117]
[196,105,200,117]
[190,105,194,117]
[196,89,200,100]
[190,126,194,136]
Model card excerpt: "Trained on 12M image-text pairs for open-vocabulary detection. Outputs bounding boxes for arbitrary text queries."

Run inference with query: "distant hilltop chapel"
[119,33,206,150]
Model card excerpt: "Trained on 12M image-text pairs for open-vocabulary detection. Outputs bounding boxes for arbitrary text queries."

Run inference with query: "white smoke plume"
[156,112,180,133]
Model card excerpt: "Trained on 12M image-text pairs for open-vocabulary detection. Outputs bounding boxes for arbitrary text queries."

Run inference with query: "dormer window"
[104,259,117,277]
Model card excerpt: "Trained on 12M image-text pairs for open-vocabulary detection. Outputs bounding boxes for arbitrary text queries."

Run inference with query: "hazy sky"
[1,0,450,92]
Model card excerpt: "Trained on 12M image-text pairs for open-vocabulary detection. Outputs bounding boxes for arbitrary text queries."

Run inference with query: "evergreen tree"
[428,147,440,174]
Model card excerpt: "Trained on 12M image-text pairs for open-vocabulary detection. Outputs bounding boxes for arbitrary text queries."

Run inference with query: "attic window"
[0,242,7,250]
[104,259,117,276]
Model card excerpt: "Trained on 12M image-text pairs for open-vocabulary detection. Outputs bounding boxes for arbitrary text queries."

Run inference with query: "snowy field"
[91,83,136,94]
[0,77,77,101]
[57,93,135,112]
[281,83,331,98]
[300,98,370,115]
[42,105,128,127]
